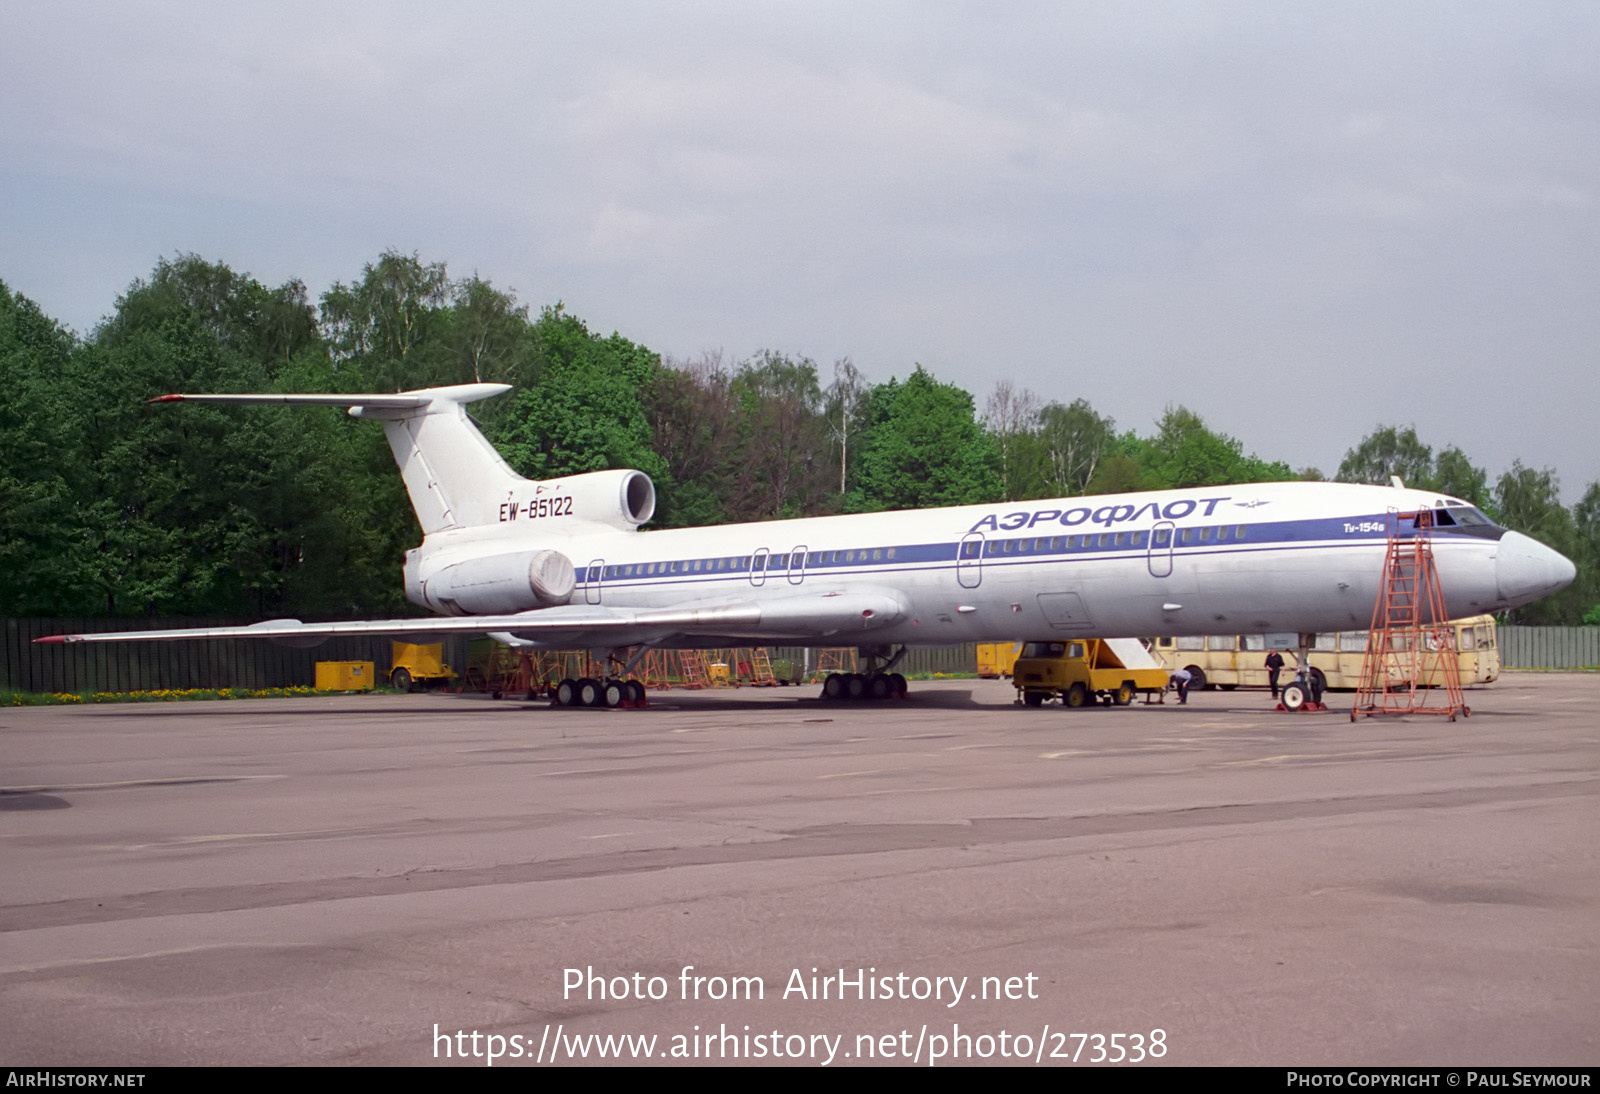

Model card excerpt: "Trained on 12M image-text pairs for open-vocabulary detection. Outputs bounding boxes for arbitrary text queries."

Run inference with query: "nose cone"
[1496,531,1577,608]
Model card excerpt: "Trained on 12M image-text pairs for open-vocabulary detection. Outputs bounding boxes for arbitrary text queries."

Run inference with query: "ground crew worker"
[1170,667,1191,704]
[1265,649,1285,699]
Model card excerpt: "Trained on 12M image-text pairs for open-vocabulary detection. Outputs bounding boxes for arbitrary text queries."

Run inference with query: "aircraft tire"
[626,680,646,704]
[601,680,624,708]
[845,673,868,701]
[869,674,891,701]
[823,673,846,700]
[1064,683,1089,708]
[554,678,577,707]
[390,668,412,693]
[577,677,602,707]
[1282,683,1306,711]
[889,673,908,698]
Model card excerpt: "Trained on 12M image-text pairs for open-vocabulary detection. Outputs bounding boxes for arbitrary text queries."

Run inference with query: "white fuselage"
[408,480,1557,647]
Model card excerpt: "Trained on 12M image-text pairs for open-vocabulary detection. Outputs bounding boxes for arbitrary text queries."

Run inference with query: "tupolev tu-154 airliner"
[38,383,1576,705]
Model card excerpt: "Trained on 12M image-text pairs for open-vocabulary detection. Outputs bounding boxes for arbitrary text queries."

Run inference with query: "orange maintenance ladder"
[1351,509,1468,722]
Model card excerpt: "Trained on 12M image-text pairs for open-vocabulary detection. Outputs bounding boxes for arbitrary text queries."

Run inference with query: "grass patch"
[4,686,334,706]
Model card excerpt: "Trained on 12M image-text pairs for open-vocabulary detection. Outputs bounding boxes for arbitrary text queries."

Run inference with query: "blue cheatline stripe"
[578,511,1482,594]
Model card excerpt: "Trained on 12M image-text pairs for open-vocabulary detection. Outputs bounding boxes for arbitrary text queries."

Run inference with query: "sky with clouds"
[4,1,1596,499]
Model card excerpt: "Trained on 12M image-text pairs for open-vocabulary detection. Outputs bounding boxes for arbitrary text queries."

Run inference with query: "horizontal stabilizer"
[148,384,510,411]
[149,384,519,534]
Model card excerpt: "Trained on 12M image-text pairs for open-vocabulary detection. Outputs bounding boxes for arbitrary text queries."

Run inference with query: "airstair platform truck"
[1013,638,1170,708]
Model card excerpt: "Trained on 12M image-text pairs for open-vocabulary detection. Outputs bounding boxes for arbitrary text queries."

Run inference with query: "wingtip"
[147,394,185,403]
[33,635,67,643]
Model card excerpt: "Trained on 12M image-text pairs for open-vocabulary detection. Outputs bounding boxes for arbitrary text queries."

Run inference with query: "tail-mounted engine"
[492,469,656,531]
[415,548,577,615]
[564,469,656,529]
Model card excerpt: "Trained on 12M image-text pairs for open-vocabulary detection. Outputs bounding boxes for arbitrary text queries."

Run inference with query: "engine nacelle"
[417,548,576,615]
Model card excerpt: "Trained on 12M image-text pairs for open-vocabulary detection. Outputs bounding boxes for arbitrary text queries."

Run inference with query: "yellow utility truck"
[1012,638,1170,708]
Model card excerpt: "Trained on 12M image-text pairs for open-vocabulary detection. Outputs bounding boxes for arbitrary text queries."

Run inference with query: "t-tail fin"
[152,384,522,534]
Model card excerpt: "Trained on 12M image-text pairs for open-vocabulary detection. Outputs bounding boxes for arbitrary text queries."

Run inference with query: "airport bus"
[1147,615,1499,692]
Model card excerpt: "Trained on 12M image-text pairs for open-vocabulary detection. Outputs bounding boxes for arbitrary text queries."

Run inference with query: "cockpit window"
[1416,505,1498,532]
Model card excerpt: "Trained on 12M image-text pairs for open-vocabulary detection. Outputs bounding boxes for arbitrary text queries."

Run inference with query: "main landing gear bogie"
[549,676,648,709]
[820,672,908,702]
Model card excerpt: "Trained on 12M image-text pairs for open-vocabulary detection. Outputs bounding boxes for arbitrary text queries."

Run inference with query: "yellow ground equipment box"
[316,661,375,691]
[976,641,1022,678]
[1013,638,1169,708]
[389,642,457,692]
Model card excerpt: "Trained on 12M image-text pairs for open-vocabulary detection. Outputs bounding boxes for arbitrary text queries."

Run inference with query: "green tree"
[443,274,535,387]
[644,353,739,527]
[0,283,82,614]
[1022,398,1115,498]
[727,351,831,519]
[851,366,1000,511]
[983,380,1041,500]
[1494,462,1580,624]
[490,306,664,483]
[1433,445,1492,510]
[321,250,451,390]
[1336,425,1436,488]
[97,254,320,374]
[1571,482,1600,624]
[1085,448,1153,495]
[43,258,409,618]
[826,357,869,498]
[1137,407,1291,489]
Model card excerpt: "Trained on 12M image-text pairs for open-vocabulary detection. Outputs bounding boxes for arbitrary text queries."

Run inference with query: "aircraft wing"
[34,586,911,648]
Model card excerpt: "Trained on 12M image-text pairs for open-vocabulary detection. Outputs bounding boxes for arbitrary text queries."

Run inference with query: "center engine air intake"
[562,469,656,528]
